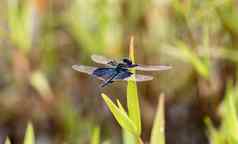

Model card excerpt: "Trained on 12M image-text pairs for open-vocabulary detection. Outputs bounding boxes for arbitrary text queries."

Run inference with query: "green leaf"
[30,70,52,101]
[4,137,11,144]
[205,117,225,144]
[123,129,136,144]
[127,37,141,136]
[117,99,136,144]
[101,93,137,135]
[176,41,209,78]
[205,83,238,144]
[91,126,100,144]
[116,100,127,115]
[23,122,35,144]
[150,94,165,144]
[217,0,238,35]
[222,83,238,142]
[7,0,32,53]
[129,36,135,63]
[127,80,141,136]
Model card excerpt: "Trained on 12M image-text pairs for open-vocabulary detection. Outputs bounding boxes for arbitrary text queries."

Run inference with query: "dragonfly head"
[122,58,138,68]
[122,58,132,65]
[117,63,127,68]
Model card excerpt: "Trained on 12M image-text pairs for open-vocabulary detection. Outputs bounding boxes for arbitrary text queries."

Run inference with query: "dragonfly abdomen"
[93,68,118,80]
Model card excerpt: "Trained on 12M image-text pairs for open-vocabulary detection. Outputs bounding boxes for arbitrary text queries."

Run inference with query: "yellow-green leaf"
[205,117,225,144]
[176,41,209,78]
[222,83,238,142]
[116,99,127,115]
[30,71,52,99]
[23,122,35,144]
[4,137,11,144]
[101,93,137,135]
[91,126,100,144]
[123,129,136,144]
[150,94,165,144]
[127,36,141,136]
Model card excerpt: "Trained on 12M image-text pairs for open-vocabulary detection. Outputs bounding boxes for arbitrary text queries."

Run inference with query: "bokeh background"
[1,0,238,144]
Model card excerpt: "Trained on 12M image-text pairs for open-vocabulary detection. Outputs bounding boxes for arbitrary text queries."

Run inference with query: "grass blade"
[30,70,53,102]
[222,83,238,143]
[91,126,100,144]
[176,41,209,78]
[116,100,127,115]
[123,129,136,144]
[4,137,11,144]
[150,94,165,144]
[23,122,35,144]
[127,36,141,136]
[205,117,224,144]
[101,93,137,135]
[7,0,33,52]
[117,99,136,144]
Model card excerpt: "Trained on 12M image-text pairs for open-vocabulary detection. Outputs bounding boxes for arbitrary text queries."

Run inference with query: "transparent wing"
[114,74,154,82]
[91,54,115,65]
[72,65,112,81]
[135,65,172,71]
[72,65,98,75]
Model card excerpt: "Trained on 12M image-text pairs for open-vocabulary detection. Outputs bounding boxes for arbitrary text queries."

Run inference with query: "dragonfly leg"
[100,81,113,87]
[100,72,119,87]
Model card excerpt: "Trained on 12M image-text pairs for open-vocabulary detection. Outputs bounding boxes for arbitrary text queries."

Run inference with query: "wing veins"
[135,65,172,71]
[91,54,114,65]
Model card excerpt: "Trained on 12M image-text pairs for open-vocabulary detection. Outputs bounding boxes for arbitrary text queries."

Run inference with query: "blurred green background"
[1,0,238,144]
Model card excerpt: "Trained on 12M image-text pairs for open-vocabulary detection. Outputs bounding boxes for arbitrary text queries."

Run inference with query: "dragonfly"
[72,54,172,87]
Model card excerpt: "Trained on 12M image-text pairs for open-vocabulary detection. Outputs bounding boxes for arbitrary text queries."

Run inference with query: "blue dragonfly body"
[72,55,171,87]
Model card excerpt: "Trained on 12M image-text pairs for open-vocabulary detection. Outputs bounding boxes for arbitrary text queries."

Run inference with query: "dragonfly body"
[72,54,171,87]
[93,64,133,87]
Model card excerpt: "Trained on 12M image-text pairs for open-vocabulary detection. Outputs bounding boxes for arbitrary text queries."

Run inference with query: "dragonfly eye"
[123,58,132,65]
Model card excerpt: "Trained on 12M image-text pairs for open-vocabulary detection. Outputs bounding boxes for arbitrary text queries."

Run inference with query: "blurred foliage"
[0,0,238,144]
[64,0,122,57]
[206,83,238,144]
[7,0,34,53]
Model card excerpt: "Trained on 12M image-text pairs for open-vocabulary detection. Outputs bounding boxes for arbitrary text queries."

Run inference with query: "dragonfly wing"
[135,65,172,71]
[73,65,154,82]
[131,74,154,81]
[91,54,114,65]
[113,73,154,82]
[72,65,97,75]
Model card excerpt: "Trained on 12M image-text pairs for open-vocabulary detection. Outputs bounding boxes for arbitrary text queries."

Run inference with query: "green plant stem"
[137,137,144,144]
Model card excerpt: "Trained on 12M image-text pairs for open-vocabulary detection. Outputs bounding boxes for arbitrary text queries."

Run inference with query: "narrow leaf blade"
[222,83,238,142]
[116,100,127,115]
[205,117,225,144]
[127,36,141,136]
[123,129,136,144]
[150,94,165,144]
[176,41,209,78]
[23,122,35,144]
[91,126,100,144]
[101,93,137,135]
[4,137,11,144]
